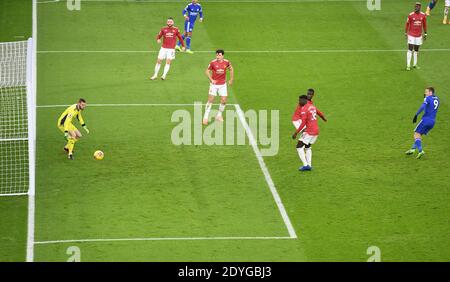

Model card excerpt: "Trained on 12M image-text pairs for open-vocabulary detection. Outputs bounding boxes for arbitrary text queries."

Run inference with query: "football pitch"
[0,0,449,262]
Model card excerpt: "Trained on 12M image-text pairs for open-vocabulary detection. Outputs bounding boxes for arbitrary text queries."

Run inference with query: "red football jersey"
[292,100,325,121]
[292,104,303,121]
[299,103,320,136]
[157,26,184,49]
[208,59,232,85]
[405,12,427,37]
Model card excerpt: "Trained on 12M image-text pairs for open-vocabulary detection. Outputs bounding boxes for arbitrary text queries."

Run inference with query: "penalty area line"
[234,104,298,239]
[34,236,295,245]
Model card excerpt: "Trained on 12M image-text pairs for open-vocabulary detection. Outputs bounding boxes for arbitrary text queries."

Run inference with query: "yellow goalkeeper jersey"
[57,104,86,131]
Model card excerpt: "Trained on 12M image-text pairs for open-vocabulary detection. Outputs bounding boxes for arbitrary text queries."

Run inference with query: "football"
[93,150,104,160]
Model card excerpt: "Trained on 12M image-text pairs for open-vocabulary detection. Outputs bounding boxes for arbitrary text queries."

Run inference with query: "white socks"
[153,63,171,78]
[407,50,412,67]
[154,63,161,76]
[204,103,226,119]
[413,51,418,66]
[297,147,308,167]
[203,102,212,120]
[305,148,312,167]
[217,103,226,117]
[162,64,171,78]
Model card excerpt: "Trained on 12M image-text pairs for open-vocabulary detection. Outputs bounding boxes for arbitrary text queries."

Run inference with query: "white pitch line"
[37,103,237,108]
[0,138,29,142]
[0,193,29,197]
[26,0,38,263]
[37,0,369,4]
[234,104,297,239]
[37,49,450,54]
[34,236,294,245]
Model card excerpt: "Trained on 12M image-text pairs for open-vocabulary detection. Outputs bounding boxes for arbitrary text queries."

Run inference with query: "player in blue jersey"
[426,0,438,16]
[405,87,440,159]
[175,0,203,54]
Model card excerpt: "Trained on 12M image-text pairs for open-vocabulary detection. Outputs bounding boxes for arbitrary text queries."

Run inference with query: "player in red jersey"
[292,89,327,130]
[405,3,428,71]
[292,95,324,171]
[150,17,185,80]
[202,49,234,125]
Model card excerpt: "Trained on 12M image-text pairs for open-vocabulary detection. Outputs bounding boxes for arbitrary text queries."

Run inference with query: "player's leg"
[65,130,78,159]
[427,0,438,15]
[304,135,317,169]
[296,140,309,171]
[161,58,172,80]
[203,94,216,125]
[407,121,423,155]
[413,44,421,69]
[151,52,164,80]
[305,144,312,168]
[444,4,449,24]
[215,85,228,122]
[413,132,426,158]
[161,48,176,80]
[185,31,193,54]
[176,31,187,51]
[406,43,414,70]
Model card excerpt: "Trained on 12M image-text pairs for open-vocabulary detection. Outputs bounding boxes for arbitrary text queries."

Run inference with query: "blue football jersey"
[422,95,439,121]
[183,2,203,23]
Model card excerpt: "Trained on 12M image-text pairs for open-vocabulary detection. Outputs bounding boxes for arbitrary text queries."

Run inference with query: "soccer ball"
[93,150,104,160]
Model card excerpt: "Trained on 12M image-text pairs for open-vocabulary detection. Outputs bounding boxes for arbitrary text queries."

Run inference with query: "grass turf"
[1,0,449,261]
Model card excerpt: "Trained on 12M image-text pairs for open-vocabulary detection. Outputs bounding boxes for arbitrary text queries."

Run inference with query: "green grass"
[1,0,450,261]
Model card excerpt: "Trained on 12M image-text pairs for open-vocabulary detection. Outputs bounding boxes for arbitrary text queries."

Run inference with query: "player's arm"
[199,6,204,22]
[292,118,306,139]
[228,64,234,86]
[176,30,185,48]
[316,108,327,122]
[77,112,89,133]
[205,66,215,84]
[405,17,410,38]
[156,29,163,44]
[182,5,189,20]
[413,102,426,123]
[423,16,428,39]
[292,125,306,139]
[63,110,75,139]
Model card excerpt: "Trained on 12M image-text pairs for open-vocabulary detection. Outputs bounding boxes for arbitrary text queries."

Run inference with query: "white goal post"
[0,39,36,197]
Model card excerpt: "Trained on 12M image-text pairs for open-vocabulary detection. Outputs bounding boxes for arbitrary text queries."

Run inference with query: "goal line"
[35,236,295,245]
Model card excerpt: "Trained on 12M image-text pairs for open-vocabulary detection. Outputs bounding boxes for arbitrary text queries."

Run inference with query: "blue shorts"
[184,21,195,33]
[414,119,435,135]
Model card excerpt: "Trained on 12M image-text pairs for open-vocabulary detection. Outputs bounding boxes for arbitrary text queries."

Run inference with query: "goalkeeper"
[57,98,89,160]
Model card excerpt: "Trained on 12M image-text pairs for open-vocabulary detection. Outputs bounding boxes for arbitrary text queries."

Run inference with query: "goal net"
[0,39,35,196]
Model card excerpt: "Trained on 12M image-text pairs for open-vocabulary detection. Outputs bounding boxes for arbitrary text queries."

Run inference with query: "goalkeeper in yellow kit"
[57,98,89,160]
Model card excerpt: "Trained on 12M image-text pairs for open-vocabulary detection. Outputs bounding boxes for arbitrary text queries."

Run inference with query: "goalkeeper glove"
[82,125,90,134]
[413,115,418,123]
[64,131,69,140]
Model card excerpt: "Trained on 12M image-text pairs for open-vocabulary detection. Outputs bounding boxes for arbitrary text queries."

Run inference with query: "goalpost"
[0,39,36,197]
